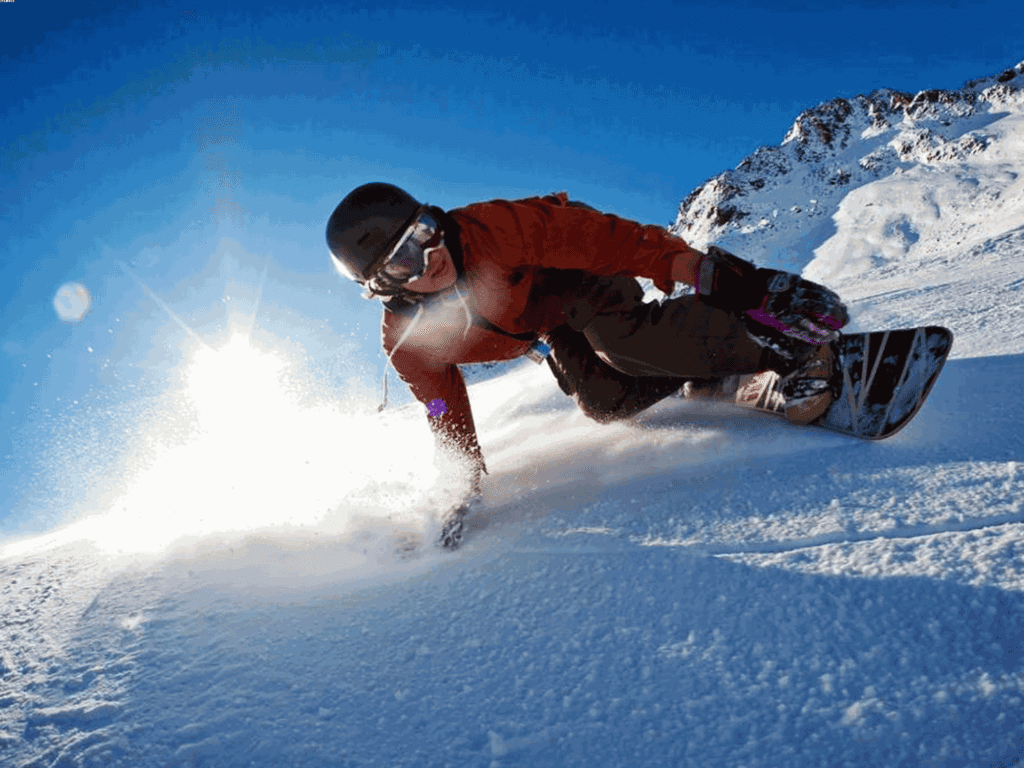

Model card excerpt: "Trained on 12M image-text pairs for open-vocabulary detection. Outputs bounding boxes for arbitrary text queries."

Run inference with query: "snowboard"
[733,326,953,440]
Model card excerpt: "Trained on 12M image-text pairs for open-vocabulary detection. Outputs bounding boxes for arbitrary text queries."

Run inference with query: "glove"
[433,446,484,550]
[696,246,849,352]
[438,505,466,549]
[746,270,848,346]
[438,500,473,550]
[437,487,483,550]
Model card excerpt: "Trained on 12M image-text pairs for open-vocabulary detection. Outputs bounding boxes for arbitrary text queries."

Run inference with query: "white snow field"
[3,66,1024,767]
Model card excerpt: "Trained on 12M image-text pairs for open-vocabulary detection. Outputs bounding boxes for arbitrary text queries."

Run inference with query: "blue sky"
[1,0,1021,528]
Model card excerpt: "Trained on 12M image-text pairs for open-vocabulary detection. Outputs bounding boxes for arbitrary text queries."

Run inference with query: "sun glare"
[185,333,294,433]
[4,332,445,561]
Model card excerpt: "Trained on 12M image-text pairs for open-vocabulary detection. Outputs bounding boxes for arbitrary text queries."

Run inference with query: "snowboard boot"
[681,375,741,401]
[779,341,840,425]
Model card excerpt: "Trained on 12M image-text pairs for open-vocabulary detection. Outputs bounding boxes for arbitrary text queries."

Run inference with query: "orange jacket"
[381,192,693,467]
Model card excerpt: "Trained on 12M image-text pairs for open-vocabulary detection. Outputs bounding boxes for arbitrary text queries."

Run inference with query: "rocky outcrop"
[670,61,1024,261]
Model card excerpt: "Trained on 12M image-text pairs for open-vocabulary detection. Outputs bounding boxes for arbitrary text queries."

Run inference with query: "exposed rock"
[670,60,1024,258]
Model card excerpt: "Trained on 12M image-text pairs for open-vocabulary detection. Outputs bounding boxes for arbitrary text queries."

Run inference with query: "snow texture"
[3,62,1024,767]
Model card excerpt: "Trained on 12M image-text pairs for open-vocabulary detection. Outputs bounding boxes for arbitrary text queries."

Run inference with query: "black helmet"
[326,182,428,284]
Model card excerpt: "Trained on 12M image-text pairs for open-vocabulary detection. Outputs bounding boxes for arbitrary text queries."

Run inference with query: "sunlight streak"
[120,262,212,348]
[246,258,269,336]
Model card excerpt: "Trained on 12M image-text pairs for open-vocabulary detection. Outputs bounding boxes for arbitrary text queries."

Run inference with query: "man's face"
[401,243,458,294]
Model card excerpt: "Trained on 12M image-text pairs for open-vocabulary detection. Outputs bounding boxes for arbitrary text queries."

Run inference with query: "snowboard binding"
[733,326,953,439]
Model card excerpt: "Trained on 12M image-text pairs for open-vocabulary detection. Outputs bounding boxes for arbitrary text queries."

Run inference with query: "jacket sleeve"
[462,192,693,295]
[382,311,487,473]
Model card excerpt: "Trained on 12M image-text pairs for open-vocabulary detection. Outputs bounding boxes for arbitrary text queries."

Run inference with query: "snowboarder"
[326,183,849,548]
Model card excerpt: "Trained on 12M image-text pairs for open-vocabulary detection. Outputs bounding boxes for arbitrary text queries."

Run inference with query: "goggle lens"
[381,212,442,280]
[365,211,443,295]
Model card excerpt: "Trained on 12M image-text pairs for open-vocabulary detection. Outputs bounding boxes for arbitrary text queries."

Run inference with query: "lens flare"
[53,282,92,323]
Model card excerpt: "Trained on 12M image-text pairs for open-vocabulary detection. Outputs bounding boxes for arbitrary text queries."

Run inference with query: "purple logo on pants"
[428,398,448,417]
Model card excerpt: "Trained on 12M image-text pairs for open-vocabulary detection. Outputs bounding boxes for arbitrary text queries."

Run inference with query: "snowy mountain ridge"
[666,59,1024,360]
[672,60,1024,275]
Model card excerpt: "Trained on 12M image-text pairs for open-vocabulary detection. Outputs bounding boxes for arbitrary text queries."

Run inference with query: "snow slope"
[3,64,1024,767]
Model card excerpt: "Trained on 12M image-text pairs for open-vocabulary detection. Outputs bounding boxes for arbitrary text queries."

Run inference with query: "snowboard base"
[733,326,953,440]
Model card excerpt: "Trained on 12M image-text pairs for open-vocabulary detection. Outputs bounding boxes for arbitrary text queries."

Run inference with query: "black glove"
[437,485,483,550]
[433,447,484,550]
[696,246,849,352]
[438,503,468,550]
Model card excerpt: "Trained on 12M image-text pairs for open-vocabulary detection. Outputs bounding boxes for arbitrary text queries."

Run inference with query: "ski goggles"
[366,211,444,295]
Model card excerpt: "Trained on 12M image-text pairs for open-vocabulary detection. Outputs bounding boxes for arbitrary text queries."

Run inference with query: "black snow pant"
[546,276,775,423]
